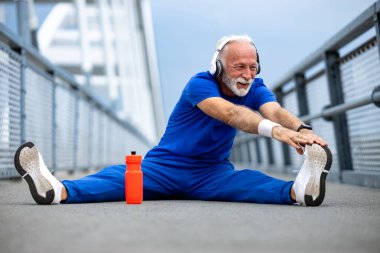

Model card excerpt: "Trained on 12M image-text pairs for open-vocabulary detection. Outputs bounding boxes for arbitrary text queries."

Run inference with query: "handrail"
[272,0,380,90]
[301,87,380,122]
[0,22,152,146]
[233,87,380,145]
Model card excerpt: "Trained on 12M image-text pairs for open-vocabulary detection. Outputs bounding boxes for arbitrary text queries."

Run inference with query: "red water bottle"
[125,151,143,204]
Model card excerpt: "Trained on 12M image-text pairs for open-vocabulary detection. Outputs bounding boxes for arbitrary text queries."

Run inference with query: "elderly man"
[14,35,332,206]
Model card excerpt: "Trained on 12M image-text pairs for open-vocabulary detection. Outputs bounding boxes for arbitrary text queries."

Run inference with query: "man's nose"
[241,67,254,79]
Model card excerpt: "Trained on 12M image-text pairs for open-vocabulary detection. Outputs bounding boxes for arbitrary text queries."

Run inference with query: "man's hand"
[298,128,327,146]
[272,127,328,155]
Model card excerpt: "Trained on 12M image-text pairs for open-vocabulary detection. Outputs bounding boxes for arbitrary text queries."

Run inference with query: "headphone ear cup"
[215,59,223,77]
[256,52,261,74]
[209,60,216,75]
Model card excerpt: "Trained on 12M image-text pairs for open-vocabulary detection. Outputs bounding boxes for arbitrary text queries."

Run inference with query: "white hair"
[215,34,253,50]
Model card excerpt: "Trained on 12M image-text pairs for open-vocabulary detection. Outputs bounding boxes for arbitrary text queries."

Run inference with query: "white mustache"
[235,77,253,85]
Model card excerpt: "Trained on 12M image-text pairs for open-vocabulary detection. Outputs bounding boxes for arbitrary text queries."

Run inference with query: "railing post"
[231,147,237,164]
[245,140,252,164]
[88,105,93,170]
[275,88,291,172]
[374,12,380,60]
[51,72,57,173]
[240,142,247,165]
[295,73,310,118]
[19,48,26,145]
[254,139,262,165]
[239,144,245,164]
[16,0,31,45]
[324,51,353,178]
[235,143,240,164]
[73,93,80,172]
[265,138,274,165]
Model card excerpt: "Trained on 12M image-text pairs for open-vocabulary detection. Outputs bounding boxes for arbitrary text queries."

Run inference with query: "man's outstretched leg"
[14,142,127,204]
[186,144,332,206]
[14,142,65,204]
[14,142,182,204]
[292,143,332,206]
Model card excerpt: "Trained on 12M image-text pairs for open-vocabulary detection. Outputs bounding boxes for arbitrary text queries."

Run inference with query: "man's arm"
[197,97,261,134]
[259,101,328,150]
[259,102,303,130]
[197,97,321,151]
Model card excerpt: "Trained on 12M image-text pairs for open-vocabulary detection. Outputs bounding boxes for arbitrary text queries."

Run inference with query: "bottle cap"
[126,151,142,164]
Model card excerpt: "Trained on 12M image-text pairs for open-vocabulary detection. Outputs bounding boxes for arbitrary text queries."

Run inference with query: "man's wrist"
[258,119,281,137]
[299,128,313,133]
[296,124,312,132]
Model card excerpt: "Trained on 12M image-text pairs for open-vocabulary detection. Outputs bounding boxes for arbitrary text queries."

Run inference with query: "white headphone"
[209,36,261,77]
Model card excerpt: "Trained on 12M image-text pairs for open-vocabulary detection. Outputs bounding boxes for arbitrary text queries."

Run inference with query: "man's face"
[220,41,258,97]
[221,70,253,97]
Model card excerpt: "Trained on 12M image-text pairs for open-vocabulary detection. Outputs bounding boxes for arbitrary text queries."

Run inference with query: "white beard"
[222,74,253,97]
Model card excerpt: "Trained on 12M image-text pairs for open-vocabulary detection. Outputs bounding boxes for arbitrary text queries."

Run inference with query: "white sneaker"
[292,144,332,206]
[14,142,63,205]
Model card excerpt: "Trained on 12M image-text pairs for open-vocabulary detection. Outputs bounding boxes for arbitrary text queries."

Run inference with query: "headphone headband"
[217,37,233,52]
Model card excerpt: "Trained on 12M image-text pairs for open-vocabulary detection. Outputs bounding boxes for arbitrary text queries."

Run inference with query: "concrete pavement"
[0,170,380,253]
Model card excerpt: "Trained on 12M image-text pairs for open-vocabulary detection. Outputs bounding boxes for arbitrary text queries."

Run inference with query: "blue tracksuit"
[62,72,294,204]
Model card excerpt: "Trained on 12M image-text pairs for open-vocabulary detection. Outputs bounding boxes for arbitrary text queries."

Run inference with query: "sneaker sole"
[14,142,55,205]
[304,145,332,206]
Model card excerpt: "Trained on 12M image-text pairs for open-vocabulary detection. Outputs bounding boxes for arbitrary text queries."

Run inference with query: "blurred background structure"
[228,1,380,188]
[0,0,165,177]
[0,0,380,188]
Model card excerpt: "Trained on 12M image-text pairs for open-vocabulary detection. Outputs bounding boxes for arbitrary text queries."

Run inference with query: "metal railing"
[0,21,153,179]
[231,0,380,188]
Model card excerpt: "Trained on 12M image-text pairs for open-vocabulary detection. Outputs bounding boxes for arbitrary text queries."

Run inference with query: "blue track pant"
[61,160,294,204]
